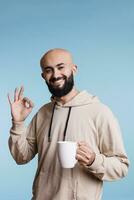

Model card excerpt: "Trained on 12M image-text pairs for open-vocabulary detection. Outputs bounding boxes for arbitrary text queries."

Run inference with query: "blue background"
[0,0,133,199]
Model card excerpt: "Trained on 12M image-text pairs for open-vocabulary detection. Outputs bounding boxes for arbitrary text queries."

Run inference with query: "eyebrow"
[44,63,65,69]
[56,63,65,66]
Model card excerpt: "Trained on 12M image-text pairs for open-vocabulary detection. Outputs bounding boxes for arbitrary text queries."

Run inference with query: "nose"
[52,68,60,78]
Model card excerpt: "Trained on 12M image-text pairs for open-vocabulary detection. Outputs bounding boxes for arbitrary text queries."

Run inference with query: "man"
[8,48,129,200]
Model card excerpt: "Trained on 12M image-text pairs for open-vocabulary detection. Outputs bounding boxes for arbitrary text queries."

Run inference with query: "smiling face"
[40,49,77,97]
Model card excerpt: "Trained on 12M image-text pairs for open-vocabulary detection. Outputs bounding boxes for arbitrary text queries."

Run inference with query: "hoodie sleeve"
[8,115,38,165]
[86,105,129,181]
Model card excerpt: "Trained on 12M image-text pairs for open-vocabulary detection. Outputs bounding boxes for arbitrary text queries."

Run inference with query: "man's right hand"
[8,86,34,122]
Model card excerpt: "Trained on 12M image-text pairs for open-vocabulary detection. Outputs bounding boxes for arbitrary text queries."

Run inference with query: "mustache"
[50,76,66,83]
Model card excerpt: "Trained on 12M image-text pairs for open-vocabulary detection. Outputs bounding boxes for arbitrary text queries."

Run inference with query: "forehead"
[41,50,73,67]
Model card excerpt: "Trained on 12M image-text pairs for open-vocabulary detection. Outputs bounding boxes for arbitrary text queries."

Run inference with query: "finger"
[7,93,12,105]
[76,154,90,165]
[23,97,34,109]
[79,153,96,167]
[78,145,91,155]
[77,149,91,161]
[76,154,89,164]
[18,86,24,100]
[77,149,87,157]
[23,97,31,108]
[14,87,19,101]
[28,100,34,109]
[78,142,93,154]
[28,100,34,108]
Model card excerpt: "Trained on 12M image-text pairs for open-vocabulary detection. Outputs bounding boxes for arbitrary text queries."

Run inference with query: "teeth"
[56,79,62,82]
[55,79,63,83]
[53,79,64,85]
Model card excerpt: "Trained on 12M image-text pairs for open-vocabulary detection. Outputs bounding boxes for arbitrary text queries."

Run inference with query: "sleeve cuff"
[86,154,104,172]
[10,120,25,134]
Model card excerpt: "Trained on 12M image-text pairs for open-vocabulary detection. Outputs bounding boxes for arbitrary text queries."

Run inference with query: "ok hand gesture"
[8,86,34,122]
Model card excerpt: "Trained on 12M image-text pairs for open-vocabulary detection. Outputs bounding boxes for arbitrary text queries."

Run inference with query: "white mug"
[57,141,77,168]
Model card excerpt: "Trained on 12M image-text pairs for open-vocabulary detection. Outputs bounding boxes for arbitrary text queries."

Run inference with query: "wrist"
[12,118,25,123]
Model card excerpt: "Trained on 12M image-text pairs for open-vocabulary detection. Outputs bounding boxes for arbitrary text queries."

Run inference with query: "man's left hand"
[76,141,96,167]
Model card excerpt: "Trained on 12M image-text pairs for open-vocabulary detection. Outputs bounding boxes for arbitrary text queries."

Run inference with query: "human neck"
[54,87,79,105]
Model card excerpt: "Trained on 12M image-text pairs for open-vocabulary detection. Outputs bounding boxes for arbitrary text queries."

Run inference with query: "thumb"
[23,97,34,109]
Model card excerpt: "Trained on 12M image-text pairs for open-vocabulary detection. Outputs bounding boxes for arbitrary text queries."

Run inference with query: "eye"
[58,66,64,70]
[44,68,53,74]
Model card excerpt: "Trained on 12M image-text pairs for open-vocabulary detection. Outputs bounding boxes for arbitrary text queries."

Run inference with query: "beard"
[46,72,74,97]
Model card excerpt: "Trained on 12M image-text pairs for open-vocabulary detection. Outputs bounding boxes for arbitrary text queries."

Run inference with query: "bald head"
[40,48,77,97]
[40,48,73,69]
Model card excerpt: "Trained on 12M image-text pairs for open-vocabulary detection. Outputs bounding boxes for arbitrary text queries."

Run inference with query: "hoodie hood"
[51,90,100,107]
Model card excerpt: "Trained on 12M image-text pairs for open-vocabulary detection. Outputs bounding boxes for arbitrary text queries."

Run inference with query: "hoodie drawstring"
[48,103,72,142]
[63,106,71,141]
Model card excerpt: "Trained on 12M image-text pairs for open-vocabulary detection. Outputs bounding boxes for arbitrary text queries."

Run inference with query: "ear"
[41,73,45,80]
[72,64,77,75]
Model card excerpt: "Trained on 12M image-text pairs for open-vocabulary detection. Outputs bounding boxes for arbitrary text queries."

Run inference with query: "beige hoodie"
[9,91,129,200]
